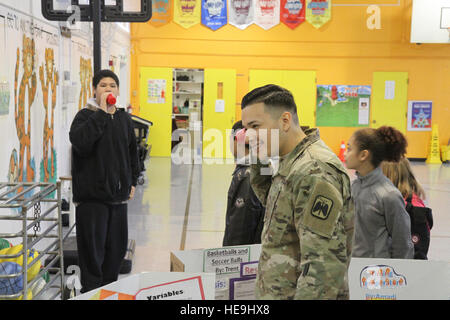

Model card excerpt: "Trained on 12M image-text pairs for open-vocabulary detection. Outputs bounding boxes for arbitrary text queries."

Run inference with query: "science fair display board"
[349,258,450,300]
[71,272,216,300]
[170,244,262,300]
[171,246,450,300]
[72,254,450,300]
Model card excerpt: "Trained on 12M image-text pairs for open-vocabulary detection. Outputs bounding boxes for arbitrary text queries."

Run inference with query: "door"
[371,72,408,133]
[203,69,237,161]
[139,67,173,157]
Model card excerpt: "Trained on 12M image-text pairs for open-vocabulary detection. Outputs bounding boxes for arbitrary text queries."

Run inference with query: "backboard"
[41,0,152,22]
[411,0,450,44]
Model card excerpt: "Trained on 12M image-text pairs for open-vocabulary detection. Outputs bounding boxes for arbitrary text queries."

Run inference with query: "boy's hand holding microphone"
[99,92,117,113]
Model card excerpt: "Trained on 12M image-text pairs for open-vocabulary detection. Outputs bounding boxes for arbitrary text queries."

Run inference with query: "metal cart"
[131,115,153,185]
[0,182,65,300]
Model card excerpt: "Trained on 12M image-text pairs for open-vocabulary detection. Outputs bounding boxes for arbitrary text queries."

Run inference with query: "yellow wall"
[130,0,450,158]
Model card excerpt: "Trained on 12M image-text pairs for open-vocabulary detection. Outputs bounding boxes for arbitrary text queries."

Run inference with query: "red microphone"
[106,94,116,105]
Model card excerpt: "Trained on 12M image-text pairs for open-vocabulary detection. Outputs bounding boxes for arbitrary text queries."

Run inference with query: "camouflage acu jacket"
[251,128,354,300]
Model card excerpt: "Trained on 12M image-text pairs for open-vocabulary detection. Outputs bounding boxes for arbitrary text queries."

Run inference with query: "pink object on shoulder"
[235,128,247,144]
[404,193,425,207]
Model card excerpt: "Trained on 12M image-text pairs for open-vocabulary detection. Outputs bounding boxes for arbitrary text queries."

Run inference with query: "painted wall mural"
[78,56,92,110]
[39,48,59,184]
[4,10,61,195]
[13,34,37,188]
[0,3,130,242]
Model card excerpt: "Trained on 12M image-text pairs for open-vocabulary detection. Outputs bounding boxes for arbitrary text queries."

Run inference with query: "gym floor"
[125,157,450,276]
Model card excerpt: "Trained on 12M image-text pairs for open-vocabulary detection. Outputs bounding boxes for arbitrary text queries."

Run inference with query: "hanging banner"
[201,0,228,30]
[174,0,201,28]
[280,0,305,29]
[228,0,254,30]
[254,0,280,30]
[150,0,173,27]
[305,0,331,29]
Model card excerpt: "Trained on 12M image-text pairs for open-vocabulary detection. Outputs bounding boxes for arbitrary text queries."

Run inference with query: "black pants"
[75,202,128,293]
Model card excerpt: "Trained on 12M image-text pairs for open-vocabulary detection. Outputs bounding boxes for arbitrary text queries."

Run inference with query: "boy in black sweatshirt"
[69,70,139,293]
[222,121,265,246]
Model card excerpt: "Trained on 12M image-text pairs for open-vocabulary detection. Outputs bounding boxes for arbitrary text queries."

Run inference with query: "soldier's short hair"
[241,84,299,124]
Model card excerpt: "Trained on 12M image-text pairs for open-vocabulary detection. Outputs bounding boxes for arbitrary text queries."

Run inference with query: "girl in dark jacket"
[381,157,432,259]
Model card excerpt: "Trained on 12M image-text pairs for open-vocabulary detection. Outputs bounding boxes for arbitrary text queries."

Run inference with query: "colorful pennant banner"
[228,0,254,30]
[254,0,280,30]
[305,0,331,29]
[174,0,201,28]
[150,0,173,27]
[151,0,334,30]
[280,0,305,29]
[201,0,228,30]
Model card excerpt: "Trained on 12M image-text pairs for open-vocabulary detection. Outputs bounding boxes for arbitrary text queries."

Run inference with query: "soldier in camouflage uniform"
[240,85,354,299]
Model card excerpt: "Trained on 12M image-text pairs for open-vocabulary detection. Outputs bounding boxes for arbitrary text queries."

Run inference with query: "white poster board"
[71,272,216,300]
[349,258,450,300]
[169,248,450,300]
[171,244,262,300]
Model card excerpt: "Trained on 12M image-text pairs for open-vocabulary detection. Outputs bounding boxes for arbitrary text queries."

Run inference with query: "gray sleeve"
[383,191,414,259]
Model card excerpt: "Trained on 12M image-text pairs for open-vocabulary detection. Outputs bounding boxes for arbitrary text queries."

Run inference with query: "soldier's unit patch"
[311,196,333,220]
[299,179,343,238]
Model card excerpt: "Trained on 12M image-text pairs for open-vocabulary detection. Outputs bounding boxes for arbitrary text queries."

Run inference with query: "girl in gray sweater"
[344,126,414,259]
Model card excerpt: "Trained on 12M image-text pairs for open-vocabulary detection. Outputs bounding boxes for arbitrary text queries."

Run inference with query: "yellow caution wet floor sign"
[426,124,442,164]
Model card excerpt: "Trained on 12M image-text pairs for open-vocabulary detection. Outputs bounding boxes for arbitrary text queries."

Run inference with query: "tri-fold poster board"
[72,244,450,300]
[170,244,262,300]
[72,272,216,300]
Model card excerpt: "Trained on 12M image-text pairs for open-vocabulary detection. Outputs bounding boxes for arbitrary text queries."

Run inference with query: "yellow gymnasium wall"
[130,0,450,158]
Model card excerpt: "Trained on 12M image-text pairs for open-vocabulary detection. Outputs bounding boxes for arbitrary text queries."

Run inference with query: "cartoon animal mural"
[39,48,59,184]
[13,35,37,189]
[78,57,92,110]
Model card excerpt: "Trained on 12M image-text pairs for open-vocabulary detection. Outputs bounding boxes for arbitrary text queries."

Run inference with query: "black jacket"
[222,164,265,246]
[69,102,139,203]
